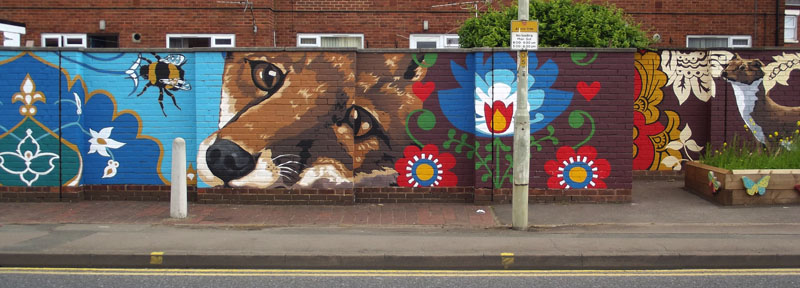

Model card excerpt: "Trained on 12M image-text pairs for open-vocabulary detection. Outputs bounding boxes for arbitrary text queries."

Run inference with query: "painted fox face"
[197,52,427,188]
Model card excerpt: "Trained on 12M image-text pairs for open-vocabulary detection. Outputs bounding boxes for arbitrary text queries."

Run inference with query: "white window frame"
[1,22,26,46]
[165,34,236,48]
[296,33,365,49]
[0,22,25,35]
[444,35,460,48]
[3,32,22,47]
[409,34,460,49]
[41,33,87,48]
[786,10,800,43]
[686,35,752,48]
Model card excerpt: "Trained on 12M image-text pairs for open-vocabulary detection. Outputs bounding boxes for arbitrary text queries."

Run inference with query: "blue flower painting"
[439,52,573,137]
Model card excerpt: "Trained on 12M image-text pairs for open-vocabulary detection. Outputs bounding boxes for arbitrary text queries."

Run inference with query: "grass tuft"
[699,131,800,170]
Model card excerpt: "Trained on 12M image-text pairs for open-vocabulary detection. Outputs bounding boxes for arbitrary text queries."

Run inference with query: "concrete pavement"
[1,179,799,269]
[494,180,800,227]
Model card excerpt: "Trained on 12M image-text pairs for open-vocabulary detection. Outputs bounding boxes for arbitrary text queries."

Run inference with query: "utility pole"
[511,0,530,230]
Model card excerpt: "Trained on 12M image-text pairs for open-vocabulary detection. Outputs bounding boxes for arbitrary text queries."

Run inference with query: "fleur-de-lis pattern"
[0,53,163,186]
[12,75,45,116]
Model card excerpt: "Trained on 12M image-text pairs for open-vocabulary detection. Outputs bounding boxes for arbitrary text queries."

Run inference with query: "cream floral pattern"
[88,127,126,157]
[661,50,733,105]
[0,129,60,186]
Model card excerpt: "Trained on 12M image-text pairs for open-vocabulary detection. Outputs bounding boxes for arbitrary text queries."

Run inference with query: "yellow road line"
[1,271,799,277]
[3,267,800,273]
[0,268,799,277]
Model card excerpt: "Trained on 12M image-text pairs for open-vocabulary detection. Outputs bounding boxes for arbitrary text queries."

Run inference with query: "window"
[409,34,460,49]
[787,10,799,43]
[166,34,235,48]
[88,34,119,48]
[789,0,800,6]
[41,33,86,48]
[686,35,751,48]
[297,33,364,49]
[1,20,26,47]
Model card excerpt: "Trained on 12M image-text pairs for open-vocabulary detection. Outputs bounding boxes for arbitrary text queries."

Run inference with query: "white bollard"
[170,137,187,219]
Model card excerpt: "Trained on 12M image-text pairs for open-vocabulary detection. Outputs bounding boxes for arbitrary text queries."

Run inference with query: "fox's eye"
[244,59,285,95]
[335,105,390,147]
[349,106,376,138]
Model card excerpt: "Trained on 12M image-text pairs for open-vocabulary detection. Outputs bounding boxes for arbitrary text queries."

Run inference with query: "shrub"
[458,0,651,48]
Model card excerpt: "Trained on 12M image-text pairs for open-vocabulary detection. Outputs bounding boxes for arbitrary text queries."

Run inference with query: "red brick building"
[605,0,786,48]
[0,0,790,49]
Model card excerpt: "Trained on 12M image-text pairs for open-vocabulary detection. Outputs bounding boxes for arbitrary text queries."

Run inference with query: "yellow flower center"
[416,163,434,181]
[569,167,588,183]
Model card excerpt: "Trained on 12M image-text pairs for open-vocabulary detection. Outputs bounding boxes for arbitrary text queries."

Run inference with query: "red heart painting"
[412,82,435,102]
[577,81,601,101]
[795,184,800,193]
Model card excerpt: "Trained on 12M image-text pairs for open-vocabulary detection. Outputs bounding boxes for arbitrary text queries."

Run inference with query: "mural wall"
[0,49,633,200]
[9,48,796,201]
[3,48,796,203]
[634,50,800,171]
[0,51,220,189]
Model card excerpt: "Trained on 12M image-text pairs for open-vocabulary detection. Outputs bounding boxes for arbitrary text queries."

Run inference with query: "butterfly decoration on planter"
[742,175,770,196]
[708,171,721,194]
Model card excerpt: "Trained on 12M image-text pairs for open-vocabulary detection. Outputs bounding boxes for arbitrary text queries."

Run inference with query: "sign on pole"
[510,20,539,51]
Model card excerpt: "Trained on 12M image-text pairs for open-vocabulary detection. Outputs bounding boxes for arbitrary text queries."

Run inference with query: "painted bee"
[126,53,191,116]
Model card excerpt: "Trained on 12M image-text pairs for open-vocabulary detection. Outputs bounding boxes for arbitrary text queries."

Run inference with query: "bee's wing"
[159,79,191,91]
[163,54,187,66]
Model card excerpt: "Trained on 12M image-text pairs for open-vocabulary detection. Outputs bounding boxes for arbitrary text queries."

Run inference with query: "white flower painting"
[88,127,126,157]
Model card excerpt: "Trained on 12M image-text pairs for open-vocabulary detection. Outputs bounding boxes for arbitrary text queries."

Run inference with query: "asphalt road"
[1,268,799,288]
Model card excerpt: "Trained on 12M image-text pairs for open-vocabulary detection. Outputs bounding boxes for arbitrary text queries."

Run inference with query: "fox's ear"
[734,53,742,60]
[402,55,429,82]
[403,59,420,80]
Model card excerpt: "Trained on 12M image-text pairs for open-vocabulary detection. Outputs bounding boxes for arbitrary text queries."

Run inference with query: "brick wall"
[592,0,785,48]
[197,187,354,205]
[0,48,638,204]
[0,1,276,47]
[634,49,800,174]
[5,46,799,204]
[0,0,785,49]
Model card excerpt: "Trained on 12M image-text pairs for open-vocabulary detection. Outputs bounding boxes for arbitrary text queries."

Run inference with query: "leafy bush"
[458,0,651,48]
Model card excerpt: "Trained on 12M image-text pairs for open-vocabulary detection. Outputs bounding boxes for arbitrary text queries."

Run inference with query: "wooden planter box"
[685,162,800,206]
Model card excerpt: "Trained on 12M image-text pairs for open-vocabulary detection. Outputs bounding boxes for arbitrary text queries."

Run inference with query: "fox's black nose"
[205,138,256,185]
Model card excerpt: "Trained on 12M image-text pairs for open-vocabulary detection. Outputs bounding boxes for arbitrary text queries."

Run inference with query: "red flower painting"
[395,144,457,187]
[544,146,611,189]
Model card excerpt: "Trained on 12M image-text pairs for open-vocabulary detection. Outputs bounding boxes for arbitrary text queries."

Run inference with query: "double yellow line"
[1,268,800,277]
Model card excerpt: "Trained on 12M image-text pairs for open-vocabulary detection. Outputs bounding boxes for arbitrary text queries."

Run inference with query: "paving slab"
[493,180,800,227]
[1,179,799,269]
[0,224,799,269]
